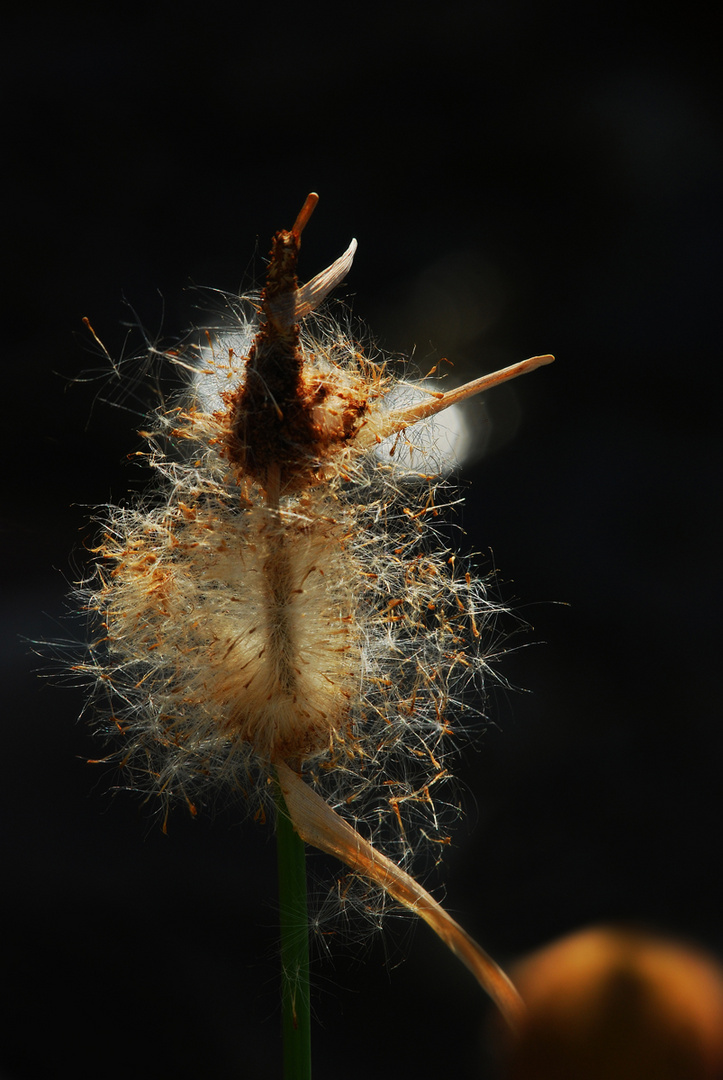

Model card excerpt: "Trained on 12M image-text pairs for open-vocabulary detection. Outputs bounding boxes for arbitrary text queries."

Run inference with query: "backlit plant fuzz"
[79,193,552,1024]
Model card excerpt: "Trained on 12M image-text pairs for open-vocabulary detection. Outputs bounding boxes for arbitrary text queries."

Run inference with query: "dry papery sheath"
[77,194,552,1025]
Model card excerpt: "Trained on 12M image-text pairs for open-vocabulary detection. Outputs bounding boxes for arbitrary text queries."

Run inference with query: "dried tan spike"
[266,238,358,328]
[374,354,555,442]
[275,759,525,1031]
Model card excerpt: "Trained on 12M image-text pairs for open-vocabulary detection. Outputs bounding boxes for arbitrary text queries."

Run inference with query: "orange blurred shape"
[499,927,723,1080]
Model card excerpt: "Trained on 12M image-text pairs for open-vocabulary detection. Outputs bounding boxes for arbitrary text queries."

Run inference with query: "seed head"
[72,194,555,1025]
[76,194,553,860]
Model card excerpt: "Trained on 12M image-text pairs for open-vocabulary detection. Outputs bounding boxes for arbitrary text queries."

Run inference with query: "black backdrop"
[3,3,722,1078]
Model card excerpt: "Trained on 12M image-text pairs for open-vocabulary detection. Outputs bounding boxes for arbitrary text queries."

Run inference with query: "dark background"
[3,3,721,1077]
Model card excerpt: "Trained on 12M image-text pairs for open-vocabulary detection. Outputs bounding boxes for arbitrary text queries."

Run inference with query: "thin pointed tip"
[529,353,555,367]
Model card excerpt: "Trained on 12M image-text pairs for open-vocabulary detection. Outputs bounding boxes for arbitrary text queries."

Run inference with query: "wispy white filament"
[73,197,553,984]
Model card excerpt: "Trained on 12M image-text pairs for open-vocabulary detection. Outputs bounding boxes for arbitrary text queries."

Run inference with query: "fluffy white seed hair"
[73,194,554,1025]
[76,194,553,862]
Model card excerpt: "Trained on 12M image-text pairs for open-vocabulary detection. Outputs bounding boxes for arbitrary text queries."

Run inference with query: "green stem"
[274,775,312,1080]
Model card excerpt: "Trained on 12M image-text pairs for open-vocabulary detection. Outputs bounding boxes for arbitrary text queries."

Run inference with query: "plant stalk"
[275,776,312,1080]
